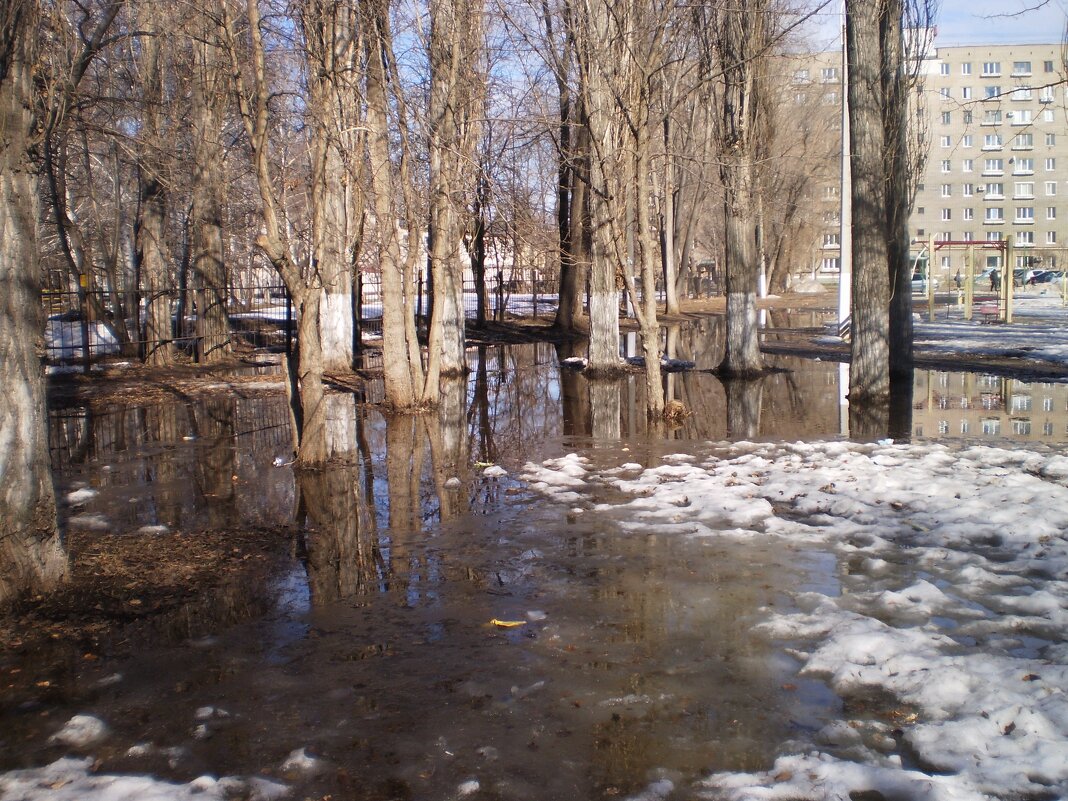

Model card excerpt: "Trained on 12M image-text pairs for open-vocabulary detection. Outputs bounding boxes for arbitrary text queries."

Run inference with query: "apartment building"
[920,44,1068,279]
[809,41,1068,283]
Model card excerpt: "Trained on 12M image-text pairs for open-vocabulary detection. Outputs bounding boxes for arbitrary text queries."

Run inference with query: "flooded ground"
[4,326,1068,800]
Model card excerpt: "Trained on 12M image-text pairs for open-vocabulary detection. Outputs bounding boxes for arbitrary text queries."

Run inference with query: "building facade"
[811,41,1068,284]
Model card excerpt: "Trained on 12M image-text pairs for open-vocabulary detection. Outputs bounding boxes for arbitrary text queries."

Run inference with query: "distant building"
[810,39,1068,283]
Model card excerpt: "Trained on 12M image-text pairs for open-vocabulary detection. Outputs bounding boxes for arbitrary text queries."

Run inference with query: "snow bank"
[0,758,288,801]
[522,441,1068,800]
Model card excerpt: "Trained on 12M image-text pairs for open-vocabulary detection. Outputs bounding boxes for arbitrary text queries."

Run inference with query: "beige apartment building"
[811,41,1068,283]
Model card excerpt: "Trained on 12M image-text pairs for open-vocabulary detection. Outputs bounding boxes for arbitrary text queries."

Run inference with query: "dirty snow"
[521,438,1068,800]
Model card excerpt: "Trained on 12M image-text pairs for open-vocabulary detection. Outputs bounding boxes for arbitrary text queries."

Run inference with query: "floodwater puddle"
[4,332,1068,799]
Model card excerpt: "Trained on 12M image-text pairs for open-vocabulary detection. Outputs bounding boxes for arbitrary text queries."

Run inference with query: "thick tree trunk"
[191,27,232,364]
[363,0,421,409]
[716,0,766,376]
[136,12,174,367]
[0,2,67,604]
[883,0,913,375]
[847,0,891,401]
[306,0,355,374]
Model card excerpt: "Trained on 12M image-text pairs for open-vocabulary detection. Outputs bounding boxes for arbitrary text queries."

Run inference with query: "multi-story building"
[919,44,1068,280]
[809,40,1068,284]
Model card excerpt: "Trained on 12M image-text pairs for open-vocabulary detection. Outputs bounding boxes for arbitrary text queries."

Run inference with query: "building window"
[940,87,950,98]
[937,232,952,242]
[1013,133,1033,149]
[1047,206,1057,220]
[823,232,840,247]
[1015,182,1034,197]
[984,159,1004,174]
[1048,231,1058,244]
[941,159,952,172]
[982,418,1001,435]
[1044,109,1056,122]
[963,208,974,220]
[940,255,951,269]
[985,207,1004,221]
[1012,61,1032,75]
[985,85,1001,99]
[986,182,1004,197]
[1041,86,1055,103]
[821,257,840,272]
[962,86,972,99]
[982,61,1000,76]
[983,110,1002,124]
[941,111,951,124]
[1044,422,1055,437]
[1046,181,1057,195]
[917,228,926,237]
[824,185,838,199]
[962,135,973,148]
[1015,158,1035,174]
[940,62,950,76]
[1016,231,1034,245]
[1012,109,1032,124]
[963,183,974,196]
[1047,133,1057,146]
[1012,87,1033,101]
[1016,207,1035,222]
[1046,157,1056,170]
[987,231,1003,241]
[940,135,952,147]
[1012,420,1032,436]
[941,208,952,220]
[1045,60,1055,72]
[962,158,974,172]
[941,183,952,197]
[821,67,839,81]
[964,110,973,124]
[962,62,972,75]
[794,68,810,82]
[984,134,1003,149]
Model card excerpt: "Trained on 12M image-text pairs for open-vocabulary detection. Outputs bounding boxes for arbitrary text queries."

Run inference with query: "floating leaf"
[490,618,526,628]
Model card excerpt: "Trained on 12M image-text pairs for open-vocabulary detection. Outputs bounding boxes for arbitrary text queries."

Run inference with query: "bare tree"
[1,0,120,604]
[712,0,770,377]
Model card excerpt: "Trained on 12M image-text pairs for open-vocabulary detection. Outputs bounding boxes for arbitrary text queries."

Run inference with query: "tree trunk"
[0,1,67,604]
[883,0,913,375]
[363,0,423,409]
[136,8,174,366]
[847,0,891,401]
[306,0,355,373]
[191,23,232,363]
[716,1,766,376]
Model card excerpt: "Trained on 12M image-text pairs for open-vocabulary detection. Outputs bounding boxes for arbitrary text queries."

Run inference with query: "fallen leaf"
[490,618,526,628]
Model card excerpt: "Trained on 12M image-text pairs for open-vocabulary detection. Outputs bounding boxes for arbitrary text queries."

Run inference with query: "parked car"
[911,273,939,294]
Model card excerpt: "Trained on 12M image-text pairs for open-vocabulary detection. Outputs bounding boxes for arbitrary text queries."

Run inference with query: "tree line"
[1,0,928,603]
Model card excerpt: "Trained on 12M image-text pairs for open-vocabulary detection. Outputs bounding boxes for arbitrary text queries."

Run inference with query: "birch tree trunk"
[0,0,66,604]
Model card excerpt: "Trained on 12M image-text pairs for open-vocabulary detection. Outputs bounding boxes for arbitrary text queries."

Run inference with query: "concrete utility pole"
[837,0,852,332]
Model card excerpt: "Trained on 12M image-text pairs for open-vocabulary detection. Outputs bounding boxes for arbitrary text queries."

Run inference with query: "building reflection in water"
[911,371,1068,443]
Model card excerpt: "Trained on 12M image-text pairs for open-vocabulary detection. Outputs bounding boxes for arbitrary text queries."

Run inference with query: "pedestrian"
[954,270,962,290]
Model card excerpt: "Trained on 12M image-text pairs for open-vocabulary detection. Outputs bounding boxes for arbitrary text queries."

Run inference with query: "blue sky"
[804,0,1068,49]
[936,0,1068,45]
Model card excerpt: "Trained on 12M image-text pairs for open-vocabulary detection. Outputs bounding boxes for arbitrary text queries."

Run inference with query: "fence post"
[285,289,293,359]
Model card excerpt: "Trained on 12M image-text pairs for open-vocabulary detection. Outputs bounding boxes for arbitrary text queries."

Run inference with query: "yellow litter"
[490,618,526,628]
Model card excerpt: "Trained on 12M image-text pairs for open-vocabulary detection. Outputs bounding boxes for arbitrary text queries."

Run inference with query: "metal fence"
[42,274,559,365]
